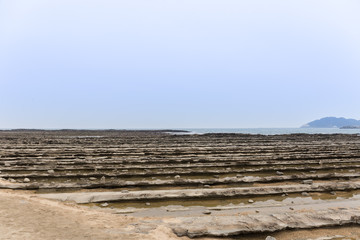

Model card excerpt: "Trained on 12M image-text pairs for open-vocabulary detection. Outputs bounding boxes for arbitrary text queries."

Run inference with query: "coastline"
[1,130,360,239]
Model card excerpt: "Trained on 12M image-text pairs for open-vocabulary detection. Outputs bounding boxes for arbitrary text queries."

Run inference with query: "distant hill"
[301,117,360,128]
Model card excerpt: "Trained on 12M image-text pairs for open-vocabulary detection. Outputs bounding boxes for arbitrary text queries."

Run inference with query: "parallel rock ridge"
[1,131,360,190]
[38,181,360,203]
[1,130,360,238]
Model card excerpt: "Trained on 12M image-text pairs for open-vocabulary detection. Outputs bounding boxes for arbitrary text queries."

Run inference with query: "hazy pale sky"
[1,0,360,128]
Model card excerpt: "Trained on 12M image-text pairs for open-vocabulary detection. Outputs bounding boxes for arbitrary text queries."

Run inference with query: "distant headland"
[301,117,360,128]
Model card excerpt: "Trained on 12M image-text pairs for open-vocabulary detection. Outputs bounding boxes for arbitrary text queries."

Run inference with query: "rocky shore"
[1,130,360,239]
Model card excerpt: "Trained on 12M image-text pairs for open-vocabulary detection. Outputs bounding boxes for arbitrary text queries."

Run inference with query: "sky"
[1,0,360,129]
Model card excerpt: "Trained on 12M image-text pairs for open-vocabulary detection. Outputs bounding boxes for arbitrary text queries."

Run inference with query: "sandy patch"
[0,189,181,240]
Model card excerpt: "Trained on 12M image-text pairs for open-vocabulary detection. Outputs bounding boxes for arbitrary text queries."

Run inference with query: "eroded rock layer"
[1,130,360,238]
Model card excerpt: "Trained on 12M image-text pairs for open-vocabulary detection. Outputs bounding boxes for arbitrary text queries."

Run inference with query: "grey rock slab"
[303,179,313,184]
[114,208,140,214]
[265,237,277,240]
[308,236,346,240]
[9,178,17,183]
[37,181,360,204]
[171,208,360,238]
[2,172,360,190]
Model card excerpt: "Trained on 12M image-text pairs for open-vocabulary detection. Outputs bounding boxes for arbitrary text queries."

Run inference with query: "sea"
[1,128,360,136]
[177,128,360,135]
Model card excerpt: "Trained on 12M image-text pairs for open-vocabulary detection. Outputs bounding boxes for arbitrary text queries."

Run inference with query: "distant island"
[301,117,360,128]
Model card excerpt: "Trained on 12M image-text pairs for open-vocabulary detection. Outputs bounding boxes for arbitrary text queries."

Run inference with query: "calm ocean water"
[1,128,360,136]
[179,128,360,135]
